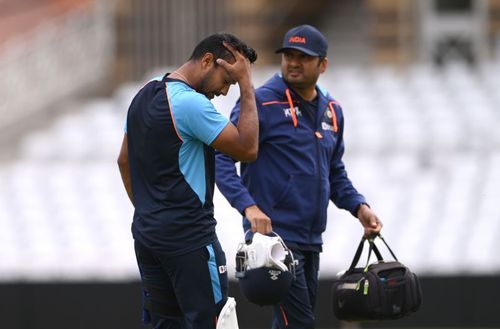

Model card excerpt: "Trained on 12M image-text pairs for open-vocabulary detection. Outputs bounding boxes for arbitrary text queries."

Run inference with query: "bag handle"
[372,234,398,262]
[348,234,398,271]
[348,237,380,270]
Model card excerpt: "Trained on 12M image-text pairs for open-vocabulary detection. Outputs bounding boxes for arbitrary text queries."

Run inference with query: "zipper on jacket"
[285,89,298,128]
[313,99,325,236]
[285,87,326,241]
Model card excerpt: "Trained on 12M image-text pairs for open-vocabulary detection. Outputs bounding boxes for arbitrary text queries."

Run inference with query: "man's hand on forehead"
[215,41,252,84]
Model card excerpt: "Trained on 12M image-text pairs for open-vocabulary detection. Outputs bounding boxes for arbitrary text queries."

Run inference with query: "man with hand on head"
[216,25,383,329]
[118,33,258,329]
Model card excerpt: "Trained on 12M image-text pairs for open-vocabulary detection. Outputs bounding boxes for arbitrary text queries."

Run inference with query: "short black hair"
[189,33,257,64]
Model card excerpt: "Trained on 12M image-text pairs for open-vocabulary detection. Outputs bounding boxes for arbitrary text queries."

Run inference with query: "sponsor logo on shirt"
[283,107,302,118]
[322,121,334,131]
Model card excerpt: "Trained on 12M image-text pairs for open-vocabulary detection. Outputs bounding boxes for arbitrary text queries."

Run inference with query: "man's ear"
[319,57,328,73]
[201,52,215,70]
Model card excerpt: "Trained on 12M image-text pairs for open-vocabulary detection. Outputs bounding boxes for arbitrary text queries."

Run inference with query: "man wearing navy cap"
[216,25,383,328]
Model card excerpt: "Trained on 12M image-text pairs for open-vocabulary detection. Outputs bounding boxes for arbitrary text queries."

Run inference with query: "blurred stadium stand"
[1,63,499,281]
[0,0,114,140]
[1,0,500,328]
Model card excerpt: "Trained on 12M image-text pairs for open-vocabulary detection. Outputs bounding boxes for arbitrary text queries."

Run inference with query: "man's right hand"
[216,42,253,87]
[210,41,258,163]
[244,205,272,234]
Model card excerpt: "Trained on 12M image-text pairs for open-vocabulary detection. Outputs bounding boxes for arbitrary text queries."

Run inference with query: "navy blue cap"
[276,24,328,57]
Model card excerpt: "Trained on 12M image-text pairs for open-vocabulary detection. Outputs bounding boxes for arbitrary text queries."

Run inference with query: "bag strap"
[348,237,378,270]
[348,234,398,270]
[372,234,398,262]
[367,239,384,262]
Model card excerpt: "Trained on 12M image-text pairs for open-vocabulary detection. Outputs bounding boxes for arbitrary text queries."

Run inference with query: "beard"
[198,67,218,99]
[285,74,317,90]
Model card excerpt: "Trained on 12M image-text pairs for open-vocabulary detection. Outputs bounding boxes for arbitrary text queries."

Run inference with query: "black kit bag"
[332,234,422,321]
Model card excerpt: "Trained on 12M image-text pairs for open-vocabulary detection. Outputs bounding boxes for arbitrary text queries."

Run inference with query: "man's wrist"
[355,202,370,218]
[243,204,257,217]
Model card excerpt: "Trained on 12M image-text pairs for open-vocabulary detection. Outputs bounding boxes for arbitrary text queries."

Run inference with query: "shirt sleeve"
[174,91,229,145]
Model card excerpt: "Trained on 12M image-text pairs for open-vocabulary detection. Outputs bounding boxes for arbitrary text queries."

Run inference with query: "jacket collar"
[267,74,330,102]
[263,74,338,132]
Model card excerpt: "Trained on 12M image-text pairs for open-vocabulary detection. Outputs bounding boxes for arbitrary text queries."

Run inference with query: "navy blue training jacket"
[215,74,366,247]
